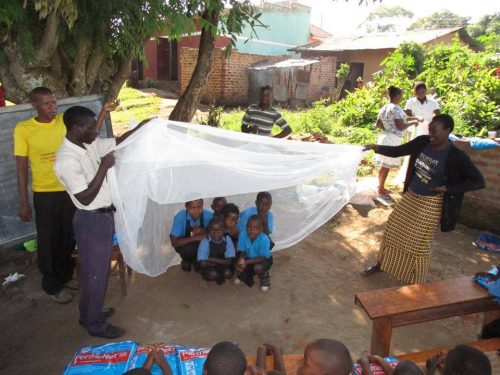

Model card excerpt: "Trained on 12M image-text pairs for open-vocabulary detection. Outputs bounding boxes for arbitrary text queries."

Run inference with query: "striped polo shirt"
[242,104,290,136]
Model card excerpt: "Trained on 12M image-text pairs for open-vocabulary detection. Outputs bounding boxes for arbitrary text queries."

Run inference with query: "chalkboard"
[0,95,114,248]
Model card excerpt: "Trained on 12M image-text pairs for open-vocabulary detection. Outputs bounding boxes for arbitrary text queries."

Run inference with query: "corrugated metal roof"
[294,27,463,52]
[249,59,319,70]
[310,25,333,39]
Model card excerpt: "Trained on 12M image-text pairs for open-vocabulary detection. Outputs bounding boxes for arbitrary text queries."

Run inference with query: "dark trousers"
[73,210,114,335]
[175,242,200,265]
[33,191,76,295]
[239,256,273,287]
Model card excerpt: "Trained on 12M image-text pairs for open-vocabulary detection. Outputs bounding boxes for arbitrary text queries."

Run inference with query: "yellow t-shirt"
[13,114,66,192]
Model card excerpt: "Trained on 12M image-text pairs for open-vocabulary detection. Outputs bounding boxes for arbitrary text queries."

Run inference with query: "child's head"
[185,199,204,221]
[413,81,427,101]
[211,197,227,216]
[394,360,423,375]
[297,339,352,375]
[442,345,491,375]
[222,203,240,229]
[203,341,247,375]
[246,215,263,240]
[208,217,225,242]
[255,192,272,215]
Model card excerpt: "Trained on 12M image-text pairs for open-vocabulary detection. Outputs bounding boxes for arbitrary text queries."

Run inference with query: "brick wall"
[179,48,337,106]
[308,56,337,102]
[453,142,500,233]
[180,48,288,106]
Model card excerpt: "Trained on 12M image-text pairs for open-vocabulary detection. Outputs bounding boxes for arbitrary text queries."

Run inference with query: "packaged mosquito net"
[108,119,363,276]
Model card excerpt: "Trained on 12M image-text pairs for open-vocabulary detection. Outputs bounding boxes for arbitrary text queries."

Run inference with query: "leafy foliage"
[361,5,414,33]
[408,10,469,30]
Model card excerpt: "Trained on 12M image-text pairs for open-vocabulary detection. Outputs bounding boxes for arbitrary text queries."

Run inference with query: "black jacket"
[377,136,485,232]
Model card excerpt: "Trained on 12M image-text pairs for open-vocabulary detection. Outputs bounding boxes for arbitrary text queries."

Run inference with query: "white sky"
[255,0,499,37]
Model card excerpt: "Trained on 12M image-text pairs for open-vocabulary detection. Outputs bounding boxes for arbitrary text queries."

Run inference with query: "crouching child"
[197,217,236,285]
[236,215,273,292]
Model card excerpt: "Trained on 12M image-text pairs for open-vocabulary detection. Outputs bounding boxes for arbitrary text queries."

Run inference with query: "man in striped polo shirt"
[241,85,292,138]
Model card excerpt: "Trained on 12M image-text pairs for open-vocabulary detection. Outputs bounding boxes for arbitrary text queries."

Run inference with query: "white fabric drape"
[108,119,363,276]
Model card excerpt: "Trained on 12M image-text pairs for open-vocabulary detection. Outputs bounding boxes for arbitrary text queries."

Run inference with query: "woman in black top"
[362,114,485,284]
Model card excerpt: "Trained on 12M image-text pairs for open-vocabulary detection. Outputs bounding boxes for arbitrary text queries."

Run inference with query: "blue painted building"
[234,1,311,56]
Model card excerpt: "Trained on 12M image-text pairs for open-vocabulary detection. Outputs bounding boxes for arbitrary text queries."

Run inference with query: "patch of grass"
[111,87,162,129]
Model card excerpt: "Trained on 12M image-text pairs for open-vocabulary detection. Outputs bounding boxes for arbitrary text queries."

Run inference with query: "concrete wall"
[453,142,500,234]
[235,2,311,56]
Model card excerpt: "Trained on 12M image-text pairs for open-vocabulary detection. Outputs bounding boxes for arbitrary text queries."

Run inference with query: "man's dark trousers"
[73,209,114,335]
[33,191,75,295]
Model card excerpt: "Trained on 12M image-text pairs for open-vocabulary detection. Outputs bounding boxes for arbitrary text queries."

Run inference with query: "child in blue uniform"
[197,217,235,285]
[239,192,274,249]
[211,197,227,218]
[170,199,213,272]
[236,215,273,292]
[222,203,240,248]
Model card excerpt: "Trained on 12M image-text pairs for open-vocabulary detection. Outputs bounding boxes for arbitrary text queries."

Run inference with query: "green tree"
[360,6,414,33]
[408,10,469,30]
[0,1,261,109]
[467,13,500,52]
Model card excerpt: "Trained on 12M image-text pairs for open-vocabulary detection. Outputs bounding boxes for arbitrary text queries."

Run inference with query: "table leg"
[371,317,393,356]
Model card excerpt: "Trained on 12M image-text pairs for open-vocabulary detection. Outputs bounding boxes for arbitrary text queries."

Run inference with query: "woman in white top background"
[404,81,441,138]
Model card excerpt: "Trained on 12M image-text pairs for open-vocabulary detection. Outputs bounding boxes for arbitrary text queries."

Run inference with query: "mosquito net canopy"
[108,119,363,276]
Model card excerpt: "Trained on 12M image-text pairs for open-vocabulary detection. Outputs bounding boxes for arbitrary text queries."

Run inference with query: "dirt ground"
[1,200,499,374]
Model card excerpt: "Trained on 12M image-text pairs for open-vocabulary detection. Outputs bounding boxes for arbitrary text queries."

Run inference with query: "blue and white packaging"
[63,341,138,374]
[128,344,178,375]
[176,347,210,375]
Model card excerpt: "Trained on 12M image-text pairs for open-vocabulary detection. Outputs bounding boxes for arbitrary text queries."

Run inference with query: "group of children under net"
[125,338,492,375]
[169,192,275,292]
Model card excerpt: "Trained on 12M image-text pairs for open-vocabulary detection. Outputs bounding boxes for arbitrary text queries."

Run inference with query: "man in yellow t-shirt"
[13,87,116,304]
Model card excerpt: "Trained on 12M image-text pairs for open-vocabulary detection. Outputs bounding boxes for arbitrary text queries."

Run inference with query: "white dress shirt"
[54,137,116,210]
[404,96,440,137]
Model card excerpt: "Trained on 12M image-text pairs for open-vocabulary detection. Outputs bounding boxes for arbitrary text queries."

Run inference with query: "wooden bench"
[247,338,500,373]
[355,276,500,356]
[398,337,500,363]
[72,245,132,296]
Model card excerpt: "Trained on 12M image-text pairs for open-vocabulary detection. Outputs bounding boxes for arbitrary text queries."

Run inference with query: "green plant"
[199,103,223,127]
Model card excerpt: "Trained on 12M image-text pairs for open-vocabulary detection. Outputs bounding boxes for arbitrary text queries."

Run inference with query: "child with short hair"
[426,345,492,375]
[239,192,274,247]
[297,339,353,375]
[170,199,213,272]
[222,203,240,248]
[203,341,247,375]
[197,217,236,285]
[211,197,227,218]
[235,215,273,292]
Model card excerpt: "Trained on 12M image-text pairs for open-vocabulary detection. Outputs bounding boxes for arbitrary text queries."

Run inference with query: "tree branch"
[108,57,132,100]
[71,37,92,95]
[33,10,59,67]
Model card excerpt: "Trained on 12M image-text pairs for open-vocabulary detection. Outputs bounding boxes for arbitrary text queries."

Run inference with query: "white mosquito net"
[108,119,363,276]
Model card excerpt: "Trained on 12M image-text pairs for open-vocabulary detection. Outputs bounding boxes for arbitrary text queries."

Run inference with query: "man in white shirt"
[404,81,441,138]
[54,106,148,338]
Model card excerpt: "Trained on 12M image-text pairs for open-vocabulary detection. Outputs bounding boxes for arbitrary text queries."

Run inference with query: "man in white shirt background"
[404,81,441,138]
[54,106,148,338]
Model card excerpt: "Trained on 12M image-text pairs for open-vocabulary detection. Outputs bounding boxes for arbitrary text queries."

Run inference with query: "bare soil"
[1,197,499,374]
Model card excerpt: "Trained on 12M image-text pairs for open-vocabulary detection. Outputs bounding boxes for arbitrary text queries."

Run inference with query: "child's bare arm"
[256,346,267,370]
[245,257,266,265]
[356,356,374,375]
[170,234,206,248]
[205,257,233,266]
[369,356,394,375]
[264,343,286,375]
[152,347,172,375]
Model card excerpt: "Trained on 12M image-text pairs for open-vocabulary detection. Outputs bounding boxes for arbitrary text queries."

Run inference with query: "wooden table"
[355,277,500,356]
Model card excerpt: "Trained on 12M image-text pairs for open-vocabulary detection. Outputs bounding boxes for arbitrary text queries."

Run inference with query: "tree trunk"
[169,8,219,122]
